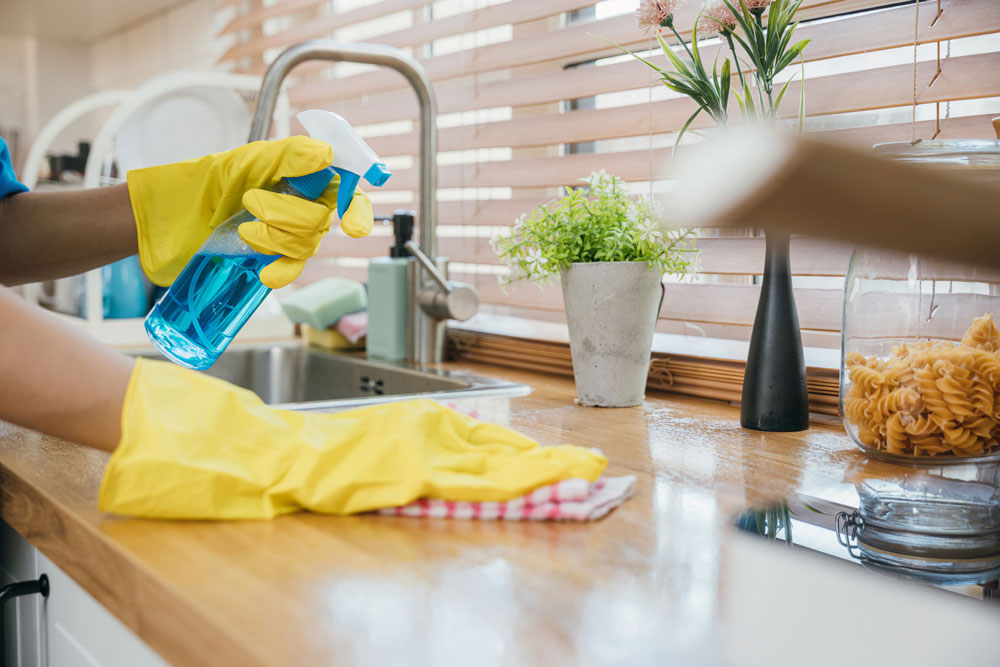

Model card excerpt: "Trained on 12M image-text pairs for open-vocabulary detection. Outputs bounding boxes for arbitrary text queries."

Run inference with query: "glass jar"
[841,458,1000,584]
[841,140,1000,464]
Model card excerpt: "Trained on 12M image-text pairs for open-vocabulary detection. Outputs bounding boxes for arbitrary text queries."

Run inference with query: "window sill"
[455,313,840,368]
[449,313,840,417]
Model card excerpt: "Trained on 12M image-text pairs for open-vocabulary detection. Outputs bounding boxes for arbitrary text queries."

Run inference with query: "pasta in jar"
[843,314,1000,457]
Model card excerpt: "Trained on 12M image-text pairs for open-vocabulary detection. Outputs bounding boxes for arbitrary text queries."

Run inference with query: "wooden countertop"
[0,362,997,666]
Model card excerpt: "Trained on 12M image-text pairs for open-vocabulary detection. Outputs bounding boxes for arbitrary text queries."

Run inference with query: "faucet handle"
[404,240,451,294]
[419,281,479,322]
[404,240,479,322]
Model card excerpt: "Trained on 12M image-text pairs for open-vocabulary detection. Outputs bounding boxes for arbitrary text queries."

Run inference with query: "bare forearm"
[0,183,137,285]
[0,286,132,451]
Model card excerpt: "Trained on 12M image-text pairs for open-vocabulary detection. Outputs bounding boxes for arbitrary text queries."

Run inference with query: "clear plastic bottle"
[145,171,333,370]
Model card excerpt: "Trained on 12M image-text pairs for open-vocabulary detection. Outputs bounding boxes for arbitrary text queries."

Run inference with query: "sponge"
[280,278,367,330]
[302,325,363,351]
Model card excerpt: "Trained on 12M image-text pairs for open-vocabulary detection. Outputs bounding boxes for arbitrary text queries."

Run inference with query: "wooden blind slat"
[290,0,1000,113]
[330,231,1000,283]
[434,199,544,226]
[293,262,845,331]
[290,0,991,113]
[382,144,676,190]
[813,113,998,151]
[363,54,999,192]
[470,279,846,331]
[286,0,893,104]
[324,236,856,276]
[287,11,637,94]
[363,102,992,157]
[488,284,1000,333]
[357,7,996,157]
[224,0,592,65]
[219,0,323,37]
[222,0,429,61]
[339,113,1000,229]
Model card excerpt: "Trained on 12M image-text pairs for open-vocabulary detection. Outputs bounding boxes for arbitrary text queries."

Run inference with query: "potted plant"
[492,171,696,407]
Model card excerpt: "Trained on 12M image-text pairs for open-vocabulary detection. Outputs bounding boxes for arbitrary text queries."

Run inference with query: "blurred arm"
[669,131,1000,269]
[0,183,137,285]
[0,285,132,452]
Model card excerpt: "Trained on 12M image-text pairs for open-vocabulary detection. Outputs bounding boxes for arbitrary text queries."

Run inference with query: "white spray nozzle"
[296,109,391,217]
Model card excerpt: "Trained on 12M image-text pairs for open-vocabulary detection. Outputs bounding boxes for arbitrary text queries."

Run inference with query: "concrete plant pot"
[561,262,664,408]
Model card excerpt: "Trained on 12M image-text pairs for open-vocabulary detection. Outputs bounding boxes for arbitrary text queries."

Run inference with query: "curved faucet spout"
[249,39,466,366]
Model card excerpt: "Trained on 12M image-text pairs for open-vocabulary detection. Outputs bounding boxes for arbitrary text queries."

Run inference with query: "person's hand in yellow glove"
[126,136,374,289]
[99,359,607,520]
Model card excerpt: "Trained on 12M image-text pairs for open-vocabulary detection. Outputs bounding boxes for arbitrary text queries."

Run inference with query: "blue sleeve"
[0,136,29,199]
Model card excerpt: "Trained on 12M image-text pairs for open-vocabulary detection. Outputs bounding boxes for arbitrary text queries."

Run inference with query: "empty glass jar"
[840,457,1000,584]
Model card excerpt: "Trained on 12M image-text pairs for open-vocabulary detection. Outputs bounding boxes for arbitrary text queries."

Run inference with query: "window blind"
[219,0,1000,353]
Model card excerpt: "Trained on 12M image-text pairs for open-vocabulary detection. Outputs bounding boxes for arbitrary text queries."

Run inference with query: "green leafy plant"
[607,0,810,150]
[717,0,810,123]
[491,171,697,286]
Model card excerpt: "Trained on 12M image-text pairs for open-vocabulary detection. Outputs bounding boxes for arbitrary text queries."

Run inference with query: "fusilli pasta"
[844,314,1000,457]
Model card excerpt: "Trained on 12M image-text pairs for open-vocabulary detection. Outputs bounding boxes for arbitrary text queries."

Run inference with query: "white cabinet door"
[0,522,43,667]
[0,522,168,667]
[37,552,168,667]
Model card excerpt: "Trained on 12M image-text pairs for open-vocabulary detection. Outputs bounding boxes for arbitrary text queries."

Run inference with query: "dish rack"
[21,70,294,346]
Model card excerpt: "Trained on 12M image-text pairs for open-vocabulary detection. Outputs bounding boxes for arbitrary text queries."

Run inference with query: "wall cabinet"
[0,522,167,667]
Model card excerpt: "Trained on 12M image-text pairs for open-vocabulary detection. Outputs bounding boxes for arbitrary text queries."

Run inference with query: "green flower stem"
[751,60,769,112]
[724,32,746,112]
[665,19,696,64]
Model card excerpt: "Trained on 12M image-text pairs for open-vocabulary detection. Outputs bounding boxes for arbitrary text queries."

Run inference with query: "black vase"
[740,230,809,431]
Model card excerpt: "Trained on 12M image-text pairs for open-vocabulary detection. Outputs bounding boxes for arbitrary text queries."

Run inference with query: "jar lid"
[873,140,1000,168]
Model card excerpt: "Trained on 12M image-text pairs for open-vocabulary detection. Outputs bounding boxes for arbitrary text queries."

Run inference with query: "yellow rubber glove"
[99,359,607,520]
[127,136,374,289]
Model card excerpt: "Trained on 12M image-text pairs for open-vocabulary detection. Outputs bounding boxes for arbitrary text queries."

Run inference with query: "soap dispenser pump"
[389,210,415,258]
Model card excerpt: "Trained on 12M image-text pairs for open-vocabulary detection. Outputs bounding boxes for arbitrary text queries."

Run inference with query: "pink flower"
[697,0,738,34]
[745,0,771,9]
[636,0,682,33]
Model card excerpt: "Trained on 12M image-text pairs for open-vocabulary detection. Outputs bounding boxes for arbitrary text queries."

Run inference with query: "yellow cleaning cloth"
[99,359,607,519]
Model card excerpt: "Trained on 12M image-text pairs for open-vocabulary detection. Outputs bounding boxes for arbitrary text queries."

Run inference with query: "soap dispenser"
[366,210,414,361]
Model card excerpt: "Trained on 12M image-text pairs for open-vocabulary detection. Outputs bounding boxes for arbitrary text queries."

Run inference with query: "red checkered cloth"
[375,475,636,521]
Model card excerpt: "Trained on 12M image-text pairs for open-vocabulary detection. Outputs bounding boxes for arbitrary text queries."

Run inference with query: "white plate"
[115,86,251,171]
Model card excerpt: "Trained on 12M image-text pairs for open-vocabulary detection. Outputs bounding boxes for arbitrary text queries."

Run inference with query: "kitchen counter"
[0,362,997,666]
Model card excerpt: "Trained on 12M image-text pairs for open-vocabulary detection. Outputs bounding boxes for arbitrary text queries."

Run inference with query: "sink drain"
[359,376,385,395]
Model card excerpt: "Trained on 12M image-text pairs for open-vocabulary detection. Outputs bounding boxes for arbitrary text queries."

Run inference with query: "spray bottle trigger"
[332,167,361,218]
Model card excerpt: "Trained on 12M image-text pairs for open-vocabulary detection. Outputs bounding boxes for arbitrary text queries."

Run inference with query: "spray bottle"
[144,110,391,370]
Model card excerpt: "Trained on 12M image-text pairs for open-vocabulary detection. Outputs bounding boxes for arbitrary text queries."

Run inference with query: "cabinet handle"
[0,575,49,667]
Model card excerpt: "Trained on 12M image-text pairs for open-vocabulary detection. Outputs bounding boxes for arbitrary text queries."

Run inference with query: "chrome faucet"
[249,39,478,365]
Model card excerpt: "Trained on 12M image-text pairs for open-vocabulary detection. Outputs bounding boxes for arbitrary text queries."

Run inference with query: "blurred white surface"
[721,533,1000,667]
[114,86,250,171]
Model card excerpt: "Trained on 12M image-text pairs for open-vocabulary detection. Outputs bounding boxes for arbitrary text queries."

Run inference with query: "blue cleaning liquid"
[145,251,278,370]
[144,169,350,370]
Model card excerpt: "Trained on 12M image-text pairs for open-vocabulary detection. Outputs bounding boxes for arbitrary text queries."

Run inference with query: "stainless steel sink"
[134,343,529,410]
